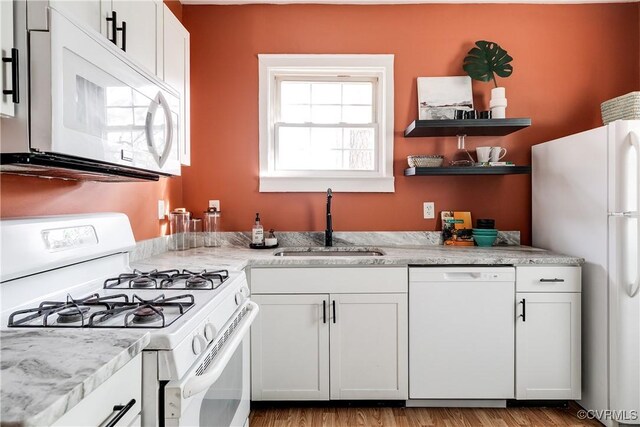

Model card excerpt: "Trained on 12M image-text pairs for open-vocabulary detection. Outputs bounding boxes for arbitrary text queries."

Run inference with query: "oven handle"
[183,301,259,398]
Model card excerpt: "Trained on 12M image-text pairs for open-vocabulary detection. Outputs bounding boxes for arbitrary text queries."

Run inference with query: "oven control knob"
[235,292,244,305]
[240,286,251,297]
[203,323,216,342]
[192,334,208,355]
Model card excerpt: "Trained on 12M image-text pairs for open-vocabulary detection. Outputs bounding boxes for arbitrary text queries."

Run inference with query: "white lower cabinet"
[250,267,408,401]
[330,293,407,400]
[251,294,329,400]
[515,265,582,400]
[52,353,142,426]
[515,292,581,399]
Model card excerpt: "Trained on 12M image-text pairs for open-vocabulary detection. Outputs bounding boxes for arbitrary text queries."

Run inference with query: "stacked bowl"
[473,219,498,247]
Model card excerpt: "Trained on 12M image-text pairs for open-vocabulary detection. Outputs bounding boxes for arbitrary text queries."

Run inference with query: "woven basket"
[407,155,444,168]
[601,92,640,125]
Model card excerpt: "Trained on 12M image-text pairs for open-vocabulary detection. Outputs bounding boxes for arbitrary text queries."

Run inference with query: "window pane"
[277,127,311,169]
[343,83,373,105]
[311,128,342,150]
[281,104,310,123]
[344,128,375,150]
[281,82,310,105]
[277,126,376,171]
[344,150,374,170]
[342,106,372,124]
[311,105,341,124]
[311,83,341,105]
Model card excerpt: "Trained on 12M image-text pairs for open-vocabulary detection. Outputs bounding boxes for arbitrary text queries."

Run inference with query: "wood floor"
[249,403,602,427]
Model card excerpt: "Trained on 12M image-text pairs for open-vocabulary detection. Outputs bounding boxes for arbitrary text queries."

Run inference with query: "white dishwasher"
[409,267,516,400]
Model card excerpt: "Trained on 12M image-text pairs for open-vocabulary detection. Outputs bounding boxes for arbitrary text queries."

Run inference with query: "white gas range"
[0,213,257,427]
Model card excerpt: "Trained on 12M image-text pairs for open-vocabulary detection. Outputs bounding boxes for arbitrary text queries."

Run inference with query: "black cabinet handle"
[322,300,326,324]
[539,278,565,283]
[105,398,136,427]
[106,11,118,45]
[332,300,336,324]
[519,298,526,322]
[118,21,127,52]
[2,48,19,104]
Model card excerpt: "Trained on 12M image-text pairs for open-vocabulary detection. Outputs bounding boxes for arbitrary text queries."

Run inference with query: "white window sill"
[259,176,395,193]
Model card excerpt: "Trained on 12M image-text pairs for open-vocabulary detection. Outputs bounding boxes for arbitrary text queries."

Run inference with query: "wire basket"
[407,155,444,168]
[601,92,640,125]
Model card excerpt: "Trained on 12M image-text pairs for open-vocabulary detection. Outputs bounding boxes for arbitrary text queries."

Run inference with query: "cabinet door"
[251,294,329,400]
[50,0,104,33]
[1,0,15,117]
[162,5,189,165]
[112,0,161,75]
[330,293,408,399]
[516,292,581,399]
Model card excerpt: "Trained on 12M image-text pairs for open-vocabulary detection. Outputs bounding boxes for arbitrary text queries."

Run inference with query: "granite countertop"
[132,244,583,271]
[1,330,150,427]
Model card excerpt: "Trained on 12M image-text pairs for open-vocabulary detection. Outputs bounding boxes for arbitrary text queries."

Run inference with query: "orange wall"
[182,3,640,245]
[0,0,185,241]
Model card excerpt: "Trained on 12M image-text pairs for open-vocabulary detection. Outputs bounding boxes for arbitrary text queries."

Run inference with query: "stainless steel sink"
[274,247,385,257]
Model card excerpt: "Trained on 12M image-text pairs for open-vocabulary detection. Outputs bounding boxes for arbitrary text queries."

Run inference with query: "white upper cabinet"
[162,5,190,166]
[48,0,162,78]
[1,0,16,117]
[110,0,162,75]
[49,0,103,33]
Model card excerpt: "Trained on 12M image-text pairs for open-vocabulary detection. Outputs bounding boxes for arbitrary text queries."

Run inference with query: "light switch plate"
[158,200,166,220]
[423,202,435,219]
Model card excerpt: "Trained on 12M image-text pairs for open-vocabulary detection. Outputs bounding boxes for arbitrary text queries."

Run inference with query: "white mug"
[490,147,507,162]
[476,147,492,163]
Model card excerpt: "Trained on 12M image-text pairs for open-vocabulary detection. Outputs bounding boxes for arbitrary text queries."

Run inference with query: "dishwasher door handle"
[443,272,482,280]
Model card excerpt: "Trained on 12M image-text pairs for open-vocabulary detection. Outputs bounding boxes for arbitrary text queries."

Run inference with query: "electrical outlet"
[423,202,435,219]
[208,200,221,211]
[158,200,166,220]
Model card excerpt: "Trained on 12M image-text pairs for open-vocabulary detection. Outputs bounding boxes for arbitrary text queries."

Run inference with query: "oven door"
[30,7,181,176]
[165,301,258,427]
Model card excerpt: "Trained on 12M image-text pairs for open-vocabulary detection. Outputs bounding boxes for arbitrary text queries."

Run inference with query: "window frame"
[258,54,395,193]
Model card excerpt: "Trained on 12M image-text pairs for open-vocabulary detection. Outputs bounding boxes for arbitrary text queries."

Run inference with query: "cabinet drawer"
[250,267,408,294]
[52,354,142,427]
[516,266,581,292]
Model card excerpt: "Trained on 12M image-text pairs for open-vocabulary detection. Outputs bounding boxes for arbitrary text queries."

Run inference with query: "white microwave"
[1,6,181,181]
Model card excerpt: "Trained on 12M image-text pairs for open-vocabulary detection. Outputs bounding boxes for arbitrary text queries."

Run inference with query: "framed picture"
[417,76,473,120]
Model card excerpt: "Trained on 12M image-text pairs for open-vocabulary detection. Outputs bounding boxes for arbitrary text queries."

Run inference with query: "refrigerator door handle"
[626,131,639,298]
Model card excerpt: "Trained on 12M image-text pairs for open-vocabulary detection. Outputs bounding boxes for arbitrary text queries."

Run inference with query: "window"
[259,55,394,192]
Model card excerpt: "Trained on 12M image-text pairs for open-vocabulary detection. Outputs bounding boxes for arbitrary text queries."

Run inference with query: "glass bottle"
[204,207,221,247]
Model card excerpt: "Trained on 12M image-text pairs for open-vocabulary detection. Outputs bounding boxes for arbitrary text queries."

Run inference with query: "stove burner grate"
[7,293,194,329]
[104,269,180,289]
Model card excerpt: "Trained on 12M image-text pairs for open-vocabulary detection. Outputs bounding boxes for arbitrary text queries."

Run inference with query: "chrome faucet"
[325,188,333,247]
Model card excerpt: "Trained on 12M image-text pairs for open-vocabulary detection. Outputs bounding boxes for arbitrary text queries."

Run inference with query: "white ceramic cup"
[476,147,492,163]
[490,147,507,162]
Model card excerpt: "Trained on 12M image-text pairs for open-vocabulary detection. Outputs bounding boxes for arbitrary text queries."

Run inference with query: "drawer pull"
[105,398,136,427]
[539,278,565,283]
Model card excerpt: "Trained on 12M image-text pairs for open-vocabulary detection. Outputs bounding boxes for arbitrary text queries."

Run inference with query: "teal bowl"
[474,234,497,247]
[472,229,498,235]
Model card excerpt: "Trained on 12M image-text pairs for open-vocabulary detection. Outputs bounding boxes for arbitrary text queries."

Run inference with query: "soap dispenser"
[252,213,264,245]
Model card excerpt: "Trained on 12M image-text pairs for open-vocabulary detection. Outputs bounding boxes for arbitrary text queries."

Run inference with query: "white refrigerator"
[532,120,639,427]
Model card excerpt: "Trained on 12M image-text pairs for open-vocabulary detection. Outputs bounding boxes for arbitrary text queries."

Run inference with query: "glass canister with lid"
[204,207,221,247]
[169,208,191,251]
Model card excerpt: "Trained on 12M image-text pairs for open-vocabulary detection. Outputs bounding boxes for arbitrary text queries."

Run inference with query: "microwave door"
[145,92,174,168]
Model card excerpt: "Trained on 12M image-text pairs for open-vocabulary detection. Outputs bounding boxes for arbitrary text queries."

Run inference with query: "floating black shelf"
[404,166,532,176]
[404,118,532,137]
